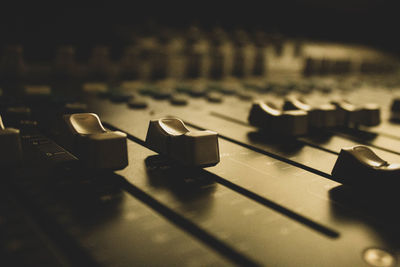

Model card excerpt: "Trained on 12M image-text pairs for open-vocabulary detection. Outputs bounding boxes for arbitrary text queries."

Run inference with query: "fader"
[248,101,308,136]
[62,113,128,170]
[145,118,220,167]
[332,146,400,187]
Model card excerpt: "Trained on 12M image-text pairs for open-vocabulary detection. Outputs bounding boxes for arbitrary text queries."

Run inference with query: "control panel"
[1,26,400,267]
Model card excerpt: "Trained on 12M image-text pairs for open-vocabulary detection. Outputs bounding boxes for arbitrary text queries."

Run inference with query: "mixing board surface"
[1,26,400,266]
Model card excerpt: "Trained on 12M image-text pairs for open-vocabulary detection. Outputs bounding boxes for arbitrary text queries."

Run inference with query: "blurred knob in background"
[149,33,169,81]
[87,46,113,82]
[184,26,204,79]
[120,45,140,80]
[231,29,249,78]
[252,31,267,77]
[208,27,228,80]
[0,45,27,96]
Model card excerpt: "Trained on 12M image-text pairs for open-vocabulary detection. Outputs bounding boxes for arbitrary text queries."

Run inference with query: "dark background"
[1,1,398,61]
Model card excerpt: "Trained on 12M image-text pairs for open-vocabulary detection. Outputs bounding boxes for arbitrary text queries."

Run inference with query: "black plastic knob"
[62,113,128,170]
[145,118,220,167]
[54,46,76,79]
[332,146,400,187]
[88,46,113,82]
[209,46,225,80]
[283,96,337,128]
[331,100,380,127]
[120,46,139,80]
[331,100,362,127]
[184,43,203,79]
[232,30,250,78]
[390,98,400,122]
[252,47,266,76]
[52,46,80,95]
[248,101,308,136]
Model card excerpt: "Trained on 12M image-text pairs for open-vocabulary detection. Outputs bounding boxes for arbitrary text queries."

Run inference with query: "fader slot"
[116,140,379,267]
[7,135,239,267]
[90,98,400,267]
[89,97,337,175]
[2,19,400,267]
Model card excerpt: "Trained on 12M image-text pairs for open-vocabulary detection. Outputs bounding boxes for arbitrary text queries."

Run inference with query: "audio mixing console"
[1,27,400,266]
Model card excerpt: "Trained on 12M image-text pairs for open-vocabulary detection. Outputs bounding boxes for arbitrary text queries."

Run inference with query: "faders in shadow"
[248,101,308,136]
[248,97,381,136]
[390,98,400,122]
[331,100,380,127]
[332,146,400,187]
[283,96,337,129]
[61,113,128,170]
[145,118,220,167]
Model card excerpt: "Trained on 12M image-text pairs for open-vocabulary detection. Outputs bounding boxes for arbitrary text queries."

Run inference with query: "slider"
[145,118,220,167]
[330,100,362,127]
[390,98,400,122]
[331,100,380,127]
[62,113,128,170]
[283,96,337,128]
[248,101,308,136]
[332,146,400,186]
[355,103,380,127]
[0,115,22,167]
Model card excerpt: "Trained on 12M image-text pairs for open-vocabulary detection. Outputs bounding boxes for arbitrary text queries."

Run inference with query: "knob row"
[2,111,399,190]
[249,98,381,136]
[0,111,220,170]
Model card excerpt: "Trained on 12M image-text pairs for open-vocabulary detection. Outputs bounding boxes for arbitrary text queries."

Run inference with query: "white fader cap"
[63,113,128,170]
[0,115,22,167]
[145,118,220,167]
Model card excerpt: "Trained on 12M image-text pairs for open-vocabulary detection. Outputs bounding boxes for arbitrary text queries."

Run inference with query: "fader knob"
[252,47,266,76]
[232,30,249,78]
[88,46,113,82]
[332,60,351,74]
[208,27,228,80]
[150,49,168,80]
[184,26,204,79]
[283,97,337,128]
[252,31,267,76]
[145,118,220,167]
[390,98,400,122]
[0,115,22,167]
[52,46,80,95]
[120,46,139,80]
[332,146,400,187]
[54,46,76,78]
[209,45,225,80]
[331,100,380,127]
[184,43,203,79]
[62,113,128,170]
[248,101,308,136]
[331,100,362,127]
[303,57,320,76]
[319,58,334,74]
[270,35,284,56]
[360,103,380,126]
